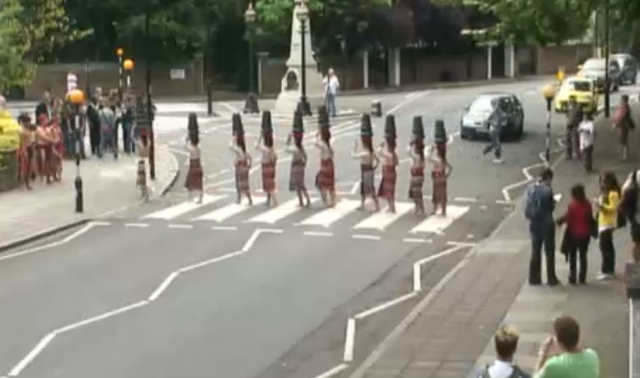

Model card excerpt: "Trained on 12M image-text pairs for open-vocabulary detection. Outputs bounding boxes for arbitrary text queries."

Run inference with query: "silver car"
[611,53,638,85]
[579,58,621,92]
[460,93,524,141]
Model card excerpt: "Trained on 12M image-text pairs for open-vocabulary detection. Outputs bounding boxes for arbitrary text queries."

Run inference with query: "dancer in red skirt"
[408,139,426,215]
[352,136,380,211]
[36,113,53,184]
[256,132,278,207]
[17,113,36,189]
[377,138,398,213]
[185,114,204,203]
[315,127,336,207]
[428,143,452,215]
[230,134,253,205]
[286,132,311,207]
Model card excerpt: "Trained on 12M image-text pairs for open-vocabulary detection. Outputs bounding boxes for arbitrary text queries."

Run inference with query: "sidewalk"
[0,143,178,251]
[349,106,640,378]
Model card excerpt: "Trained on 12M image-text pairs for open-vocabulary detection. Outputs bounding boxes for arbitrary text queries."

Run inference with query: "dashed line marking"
[212,226,238,231]
[124,223,150,228]
[304,231,333,237]
[168,224,193,229]
[352,235,381,241]
[403,238,429,243]
[92,221,111,226]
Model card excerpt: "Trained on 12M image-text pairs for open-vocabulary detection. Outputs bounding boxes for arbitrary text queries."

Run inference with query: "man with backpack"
[525,169,560,286]
[475,325,531,378]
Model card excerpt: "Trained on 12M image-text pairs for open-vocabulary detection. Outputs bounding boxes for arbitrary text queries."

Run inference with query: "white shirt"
[323,75,339,95]
[67,73,78,92]
[479,360,516,378]
[578,120,594,150]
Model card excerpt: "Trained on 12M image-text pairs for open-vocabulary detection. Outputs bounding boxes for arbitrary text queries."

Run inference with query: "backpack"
[480,364,530,378]
[525,183,543,221]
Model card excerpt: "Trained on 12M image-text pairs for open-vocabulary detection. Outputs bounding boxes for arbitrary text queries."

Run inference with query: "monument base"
[274,66,324,117]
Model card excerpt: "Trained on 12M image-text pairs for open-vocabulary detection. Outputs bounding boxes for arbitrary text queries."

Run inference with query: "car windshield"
[563,80,591,92]
[468,97,496,112]
[582,59,606,71]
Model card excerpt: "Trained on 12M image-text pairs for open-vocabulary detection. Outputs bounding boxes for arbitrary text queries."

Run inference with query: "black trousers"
[89,124,101,157]
[599,229,616,274]
[529,223,558,284]
[565,124,580,159]
[582,145,593,172]
[566,235,590,283]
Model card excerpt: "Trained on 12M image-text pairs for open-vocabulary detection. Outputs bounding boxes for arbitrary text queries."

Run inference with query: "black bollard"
[371,100,382,117]
[75,155,83,213]
[207,83,213,116]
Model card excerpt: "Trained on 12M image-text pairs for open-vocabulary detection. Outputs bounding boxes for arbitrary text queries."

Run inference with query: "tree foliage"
[0,0,32,90]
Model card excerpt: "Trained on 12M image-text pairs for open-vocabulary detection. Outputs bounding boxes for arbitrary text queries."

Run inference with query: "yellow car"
[554,76,599,114]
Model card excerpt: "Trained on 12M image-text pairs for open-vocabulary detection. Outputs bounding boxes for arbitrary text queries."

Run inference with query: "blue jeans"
[529,222,557,284]
[122,120,133,153]
[482,129,501,159]
[325,93,337,117]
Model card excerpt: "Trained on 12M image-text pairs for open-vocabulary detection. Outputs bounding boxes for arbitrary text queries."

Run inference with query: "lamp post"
[123,58,134,91]
[243,2,259,114]
[116,48,124,102]
[144,10,155,180]
[542,84,557,167]
[297,0,312,116]
[604,0,611,117]
[69,89,85,213]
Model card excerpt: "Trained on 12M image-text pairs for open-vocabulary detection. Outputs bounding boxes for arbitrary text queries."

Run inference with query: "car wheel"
[460,131,468,140]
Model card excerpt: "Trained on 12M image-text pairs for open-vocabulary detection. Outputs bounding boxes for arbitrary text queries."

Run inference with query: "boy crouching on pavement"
[477,325,531,378]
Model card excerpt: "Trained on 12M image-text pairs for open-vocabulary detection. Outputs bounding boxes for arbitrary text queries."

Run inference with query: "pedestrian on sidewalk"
[322,68,340,118]
[315,127,336,207]
[565,96,582,160]
[483,98,504,164]
[99,101,117,159]
[256,127,278,207]
[620,169,640,263]
[286,132,311,207]
[35,113,53,184]
[87,97,101,157]
[577,112,595,173]
[17,113,36,190]
[557,184,596,285]
[595,171,621,280]
[352,137,380,211]
[534,316,600,378]
[377,138,398,213]
[408,139,426,216]
[525,169,560,286]
[475,325,531,378]
[428,143,452,216]
[612,94,635,161]
[230,134,253,205]
[121,95,135,154]
[185,114,204,204]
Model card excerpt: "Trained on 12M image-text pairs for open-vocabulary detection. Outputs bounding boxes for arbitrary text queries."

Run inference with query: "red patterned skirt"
[408,165,424,200]
[262,162,276,193]
[378,164,397,199]
[432,169,447,205]
[289,159,306,192]
[315,158,335,191]
[235,160,250,192]
[185,158,203,191]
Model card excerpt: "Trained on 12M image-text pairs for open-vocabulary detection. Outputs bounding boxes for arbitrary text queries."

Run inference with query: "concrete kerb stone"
[0,143,180,255]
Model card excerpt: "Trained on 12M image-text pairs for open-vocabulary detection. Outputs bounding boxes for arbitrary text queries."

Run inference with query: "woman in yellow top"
[596,172,621,280]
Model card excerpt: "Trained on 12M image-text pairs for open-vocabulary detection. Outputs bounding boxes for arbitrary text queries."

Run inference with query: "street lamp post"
[543,84,557,167]
[243,2,259,114]
[69,89,85,213]
[604,1,611,117]
[124,58,134,91]
[145,10,155,181]
[116,48,124,102]
[297,0,312,116]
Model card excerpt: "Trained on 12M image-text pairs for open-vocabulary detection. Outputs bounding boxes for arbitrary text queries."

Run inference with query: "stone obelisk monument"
[274,0,324,116]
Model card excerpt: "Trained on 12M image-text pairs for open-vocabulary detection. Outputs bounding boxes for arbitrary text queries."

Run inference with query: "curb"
[0,219,92,254]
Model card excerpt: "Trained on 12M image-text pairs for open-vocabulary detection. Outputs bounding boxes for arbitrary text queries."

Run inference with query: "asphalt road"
[1,81,637,378]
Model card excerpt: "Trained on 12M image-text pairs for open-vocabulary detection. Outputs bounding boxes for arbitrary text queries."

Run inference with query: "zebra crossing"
[137,194,473,235]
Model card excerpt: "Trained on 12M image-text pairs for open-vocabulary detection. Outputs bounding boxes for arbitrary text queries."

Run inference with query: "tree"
[0,0,32,90]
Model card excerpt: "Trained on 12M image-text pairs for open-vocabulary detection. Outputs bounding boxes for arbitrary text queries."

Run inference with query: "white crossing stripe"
[300,199,361,228]
[353,203,414,231]
[194,196,267,222]
[410,205,470,234]
[143,195,226,220]
[247,198,316,224]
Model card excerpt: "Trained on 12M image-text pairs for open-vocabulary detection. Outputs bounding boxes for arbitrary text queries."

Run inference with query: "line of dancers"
[183,110,452,216]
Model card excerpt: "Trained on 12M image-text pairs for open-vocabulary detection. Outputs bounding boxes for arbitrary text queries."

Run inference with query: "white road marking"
[242,228,282,252]
[352,235,381,241]
[304,231,333,237]
[343,318,356,362]
[300,200,361,228]
[410,205,469,234]
[219,102,238,112]
[168,224,193,229]
[8,333,57,377]
[212,226,238,231]
[355,292,418,320]
[386,91,431,115]
[350,181,360,195]
[55,301,149,334]
[480,205,488,210]
[194,196,266,222]
[92,221,111,226]
[312,364,349,378]
[453,197,477,203]
[246,198,314,224]
[124,223,150,228]
[403,238,428,243]
[143,195,225,220]
[149,273,179,302]
[0,223,96,263]
[178,251,244,273]
[467,234,474,239]
[353,203,413,231]
[169,148,189,157]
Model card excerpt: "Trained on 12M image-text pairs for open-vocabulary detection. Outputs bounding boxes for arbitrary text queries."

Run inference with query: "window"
[469,97,495,112]
[583,59,605,71]
[563,80,591,92]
